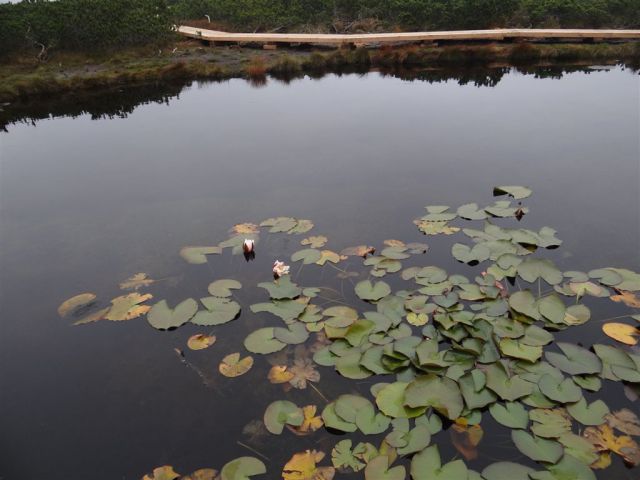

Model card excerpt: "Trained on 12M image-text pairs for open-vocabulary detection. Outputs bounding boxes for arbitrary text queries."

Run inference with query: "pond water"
[0,66,639,480]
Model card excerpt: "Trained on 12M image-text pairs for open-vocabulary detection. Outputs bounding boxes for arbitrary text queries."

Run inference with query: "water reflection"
[2,63,636,131]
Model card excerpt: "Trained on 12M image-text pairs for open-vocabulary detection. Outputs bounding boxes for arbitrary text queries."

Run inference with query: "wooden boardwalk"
[177,26,640,46]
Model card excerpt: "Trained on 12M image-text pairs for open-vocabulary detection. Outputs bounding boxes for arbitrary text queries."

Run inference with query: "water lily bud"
[243,239,255,253]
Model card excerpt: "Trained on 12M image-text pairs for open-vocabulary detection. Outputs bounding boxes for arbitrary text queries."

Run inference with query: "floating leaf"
[119,273,155,291]
[208,279,242,297]
[563,304,591,326]
[288,358,320,389]
[244,327,286,354]
[404,374,464,420]
[611,290,640,308]
[566,398,609,426]
[58,293,96,317]
[457,203,487,220]
[147,299,198,330]
[484,362,534,401]
[414,220,460,236]
[292,248,322,264]
[316,250,340,266]
[289,219,315,235]
[489,402,529,429]
[72,307,109,326]
[264,400,304,434]
[606,409,640,436]
[282,450,335,480]
[538,374,582,403]
[451,243,490,265]
[602,322,639,345]
[341,245,376,258]
[530,408,572,438]
[545,342,601,375]
[493,185,532,200]
[191,297,240,326]
[232,223,259,234]
[537,454,596,480]
[301,236,327,248]
[268,365,294,384]
[584,423,640,466]
[180,246,222,264]
[375,382,426,419]
[187,334,216,350]
[181,468,218,480]
[410,445,467,480]
[355,280,391,302]
[105,293,153,321]
[509,290,540,320]
[220,457,266,480]
[481,462,535,480]
[142,465,180,480]
[331,440,365,472]
[517,258,562,285]
[365,455,404,480]
[261,216,297,233]
[219,353,253,377]
[512,430,563,463]
[259,277,302,300]
[500,338,542,363]
[288,405,323,435]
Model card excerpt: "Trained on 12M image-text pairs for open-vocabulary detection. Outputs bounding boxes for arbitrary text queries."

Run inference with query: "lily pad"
[517,258,563,285]
[355,280,391,302]
[365,456,405,480]
[602,322,639,345]
[219,353,254,377]
[263,400,304,434]
[191,297,241,326]
[220,457,266,480]
[410,445,468,480]
[105,293,153,321]
[244,327,286,354]
[566,398,609,426]
[57,293,96,317]
[512,430,563,463]
[147,299,198,330]
[259,277,302,300]
[208,279,242,297]
[180,246,222,264]
[493,185,532,200]
[538,374,582,403]
[187,334,216,350]
[489,402,529,429]
[482,462,535,480]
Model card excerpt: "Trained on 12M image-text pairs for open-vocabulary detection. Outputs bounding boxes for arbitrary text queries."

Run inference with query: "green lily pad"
[485,362,534,401]
[331,440,365,472]
[355,280,391,302]
[404,374,464,420]
[509,290,540,320]
[410,445,468,480]
[531,454,596,480]
[365,456,405,480]
[207,279,242,297]
[517,258,563,285]
[251,300,307,321]
[452,243,490,264]
[489,402,529,429]
[457,203,488,220]
[557,433,599,465]
[512,430,563,464]
[273,323,309,344]
[538,374,582,403]
[180,246,222,264]
[191,297,241,326]
[397,425,431,455]
[291,248,322,264]
[322,403,357,432]
[545,342,601,375]
[530,408,572,438]
[375,382,426,419]
[244,327,286,354]
[355,403,392,435]
[538,294,566,324]
[482,462,535,480]
[500,338,542,363]
[258,277,301,300]
[263,400,304,434]
[220,457,266,480]
[147,298,198,330]
[566,397,609,426]
[493,185,532,200]
[562,304,591,326]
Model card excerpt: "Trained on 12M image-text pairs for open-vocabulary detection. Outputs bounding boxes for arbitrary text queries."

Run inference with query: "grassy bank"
[1,40,638,103]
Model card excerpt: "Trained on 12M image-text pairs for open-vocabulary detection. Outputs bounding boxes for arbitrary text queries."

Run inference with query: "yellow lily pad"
[602,323,640,345]
[104,293,153,321]
[57,293,96,317]
[187,334,216,351]
[219,353,254,377]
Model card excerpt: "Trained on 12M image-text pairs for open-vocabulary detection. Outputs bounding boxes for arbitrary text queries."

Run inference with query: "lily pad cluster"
[59,188,640,480]
[141,457,265,480]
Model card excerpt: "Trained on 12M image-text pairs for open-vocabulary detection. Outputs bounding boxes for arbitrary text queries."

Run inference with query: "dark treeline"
[2,0,639,58]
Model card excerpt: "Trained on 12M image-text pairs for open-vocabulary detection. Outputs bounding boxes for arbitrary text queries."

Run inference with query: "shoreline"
[1,40,638,104]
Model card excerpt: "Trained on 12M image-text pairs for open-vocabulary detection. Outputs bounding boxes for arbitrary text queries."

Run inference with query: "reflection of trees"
[2,63,637,130]
[0,80,188,131]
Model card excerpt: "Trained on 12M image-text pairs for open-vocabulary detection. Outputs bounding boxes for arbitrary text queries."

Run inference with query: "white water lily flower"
[273,260,290,278]
[243,239,255,253]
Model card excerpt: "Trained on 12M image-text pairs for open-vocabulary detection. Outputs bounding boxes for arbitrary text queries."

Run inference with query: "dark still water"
[1,66,639,480]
